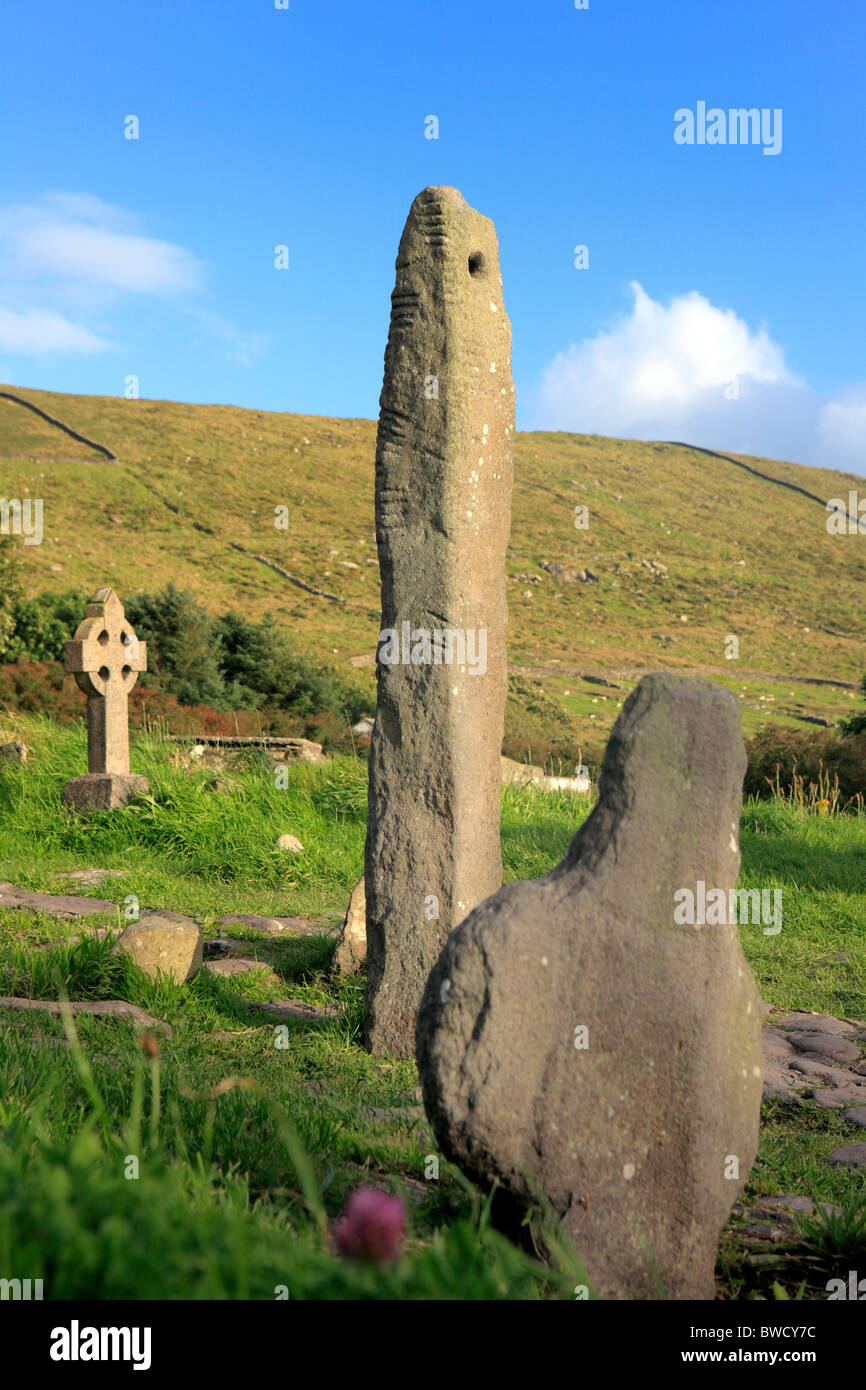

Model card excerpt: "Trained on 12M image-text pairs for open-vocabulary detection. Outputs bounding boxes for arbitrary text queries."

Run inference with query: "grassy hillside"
[1,384,863,762]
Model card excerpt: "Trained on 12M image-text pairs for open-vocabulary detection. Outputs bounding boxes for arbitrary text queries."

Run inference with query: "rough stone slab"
[842,1107,866,1128]
[332,876,366,976]
[364,185,515,1057]
[811,1084,866,1108]
[776,1011,864,1036]
[0,884,119,918]
[828,1143,866,1169]
[247,999,339,1024]
[0,996,172,1037]
[57,869,126,886]
[216,913,327,936]
[790,1057,861,1084]
[788,1032,863,1065]
[204,957,274,979]
[417,673,763,1301]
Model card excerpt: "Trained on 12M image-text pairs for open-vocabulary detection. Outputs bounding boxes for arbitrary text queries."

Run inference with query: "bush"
[3,588,87,662]
[744,723,866,804]
[0,537,23,658]
[840,674,866,737]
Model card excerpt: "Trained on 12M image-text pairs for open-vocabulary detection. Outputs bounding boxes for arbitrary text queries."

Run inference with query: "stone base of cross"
[62,586,150,813]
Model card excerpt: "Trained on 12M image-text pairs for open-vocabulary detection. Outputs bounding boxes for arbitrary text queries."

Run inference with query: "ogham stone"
[62,587,149,812]
[416,674,763,1300]
[363,187,515,1057]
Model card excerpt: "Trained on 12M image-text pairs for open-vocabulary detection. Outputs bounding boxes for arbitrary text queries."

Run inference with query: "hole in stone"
[97,630,109,646]
[122,665,132,677]
[99,666,110,682]
[468,251,486,278]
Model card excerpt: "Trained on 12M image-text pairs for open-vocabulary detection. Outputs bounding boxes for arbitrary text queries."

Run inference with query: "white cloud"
[0,306,113,355]
[0,193,260,367]
[533,282,866,476]
[0,194,202,294]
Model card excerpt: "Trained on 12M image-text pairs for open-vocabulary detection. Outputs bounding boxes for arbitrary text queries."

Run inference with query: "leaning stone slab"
[332,876,367,976]
[417,673,763,1301]
[112,912,203,984]
[0,996,172,1037]
[364,185,515,1057]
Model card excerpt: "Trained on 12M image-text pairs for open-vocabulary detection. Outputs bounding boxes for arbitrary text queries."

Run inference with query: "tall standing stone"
[363,187,515,1057]
[417,674,764,1299]
[63,586,149,812]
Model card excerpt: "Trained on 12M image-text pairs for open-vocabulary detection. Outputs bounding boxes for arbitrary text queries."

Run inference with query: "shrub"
[744,723,866,804]
[4,588,87,662]
[839,674,866,737]
[0,537,23,658]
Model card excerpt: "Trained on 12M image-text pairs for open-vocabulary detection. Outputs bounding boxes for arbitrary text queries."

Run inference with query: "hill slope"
[1,383,863,759]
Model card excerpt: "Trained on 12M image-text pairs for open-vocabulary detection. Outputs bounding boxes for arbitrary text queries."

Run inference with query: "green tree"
[125,583,225,706]
[4,589,85,661]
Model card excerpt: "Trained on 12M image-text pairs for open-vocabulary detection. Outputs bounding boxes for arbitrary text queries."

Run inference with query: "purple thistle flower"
[333,1187,406,1263]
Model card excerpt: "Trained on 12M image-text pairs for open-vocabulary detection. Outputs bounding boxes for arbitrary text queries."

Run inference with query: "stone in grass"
[417,673,763,1302]
[0,740,30,763]
[332,876,366,976]
[0,996,172,1037]
[276,834,304,853]
[828,1143,866,1168]
[112,912,203,984]
[776,1011,864,1036]
[0,883,119,918]
[204,957,274,979]
[811,1084,866,1108]
[216,913,325,936]
[57,868,126,887]
[788,1033,862,1066]
[843,1108,866,1129]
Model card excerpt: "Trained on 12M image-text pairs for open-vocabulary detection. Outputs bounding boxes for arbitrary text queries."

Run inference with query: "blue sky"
[2,0,864,472]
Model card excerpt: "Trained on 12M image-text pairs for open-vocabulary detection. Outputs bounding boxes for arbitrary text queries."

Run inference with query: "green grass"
[1,713,865,1299]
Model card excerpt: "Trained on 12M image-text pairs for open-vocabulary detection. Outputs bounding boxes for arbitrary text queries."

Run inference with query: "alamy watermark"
[674,102,782,156]
[674,882,782,936]
[378,622,487,676]
[0,1277,43,1299]
[826,491,866,534]
[0,497,43,545]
